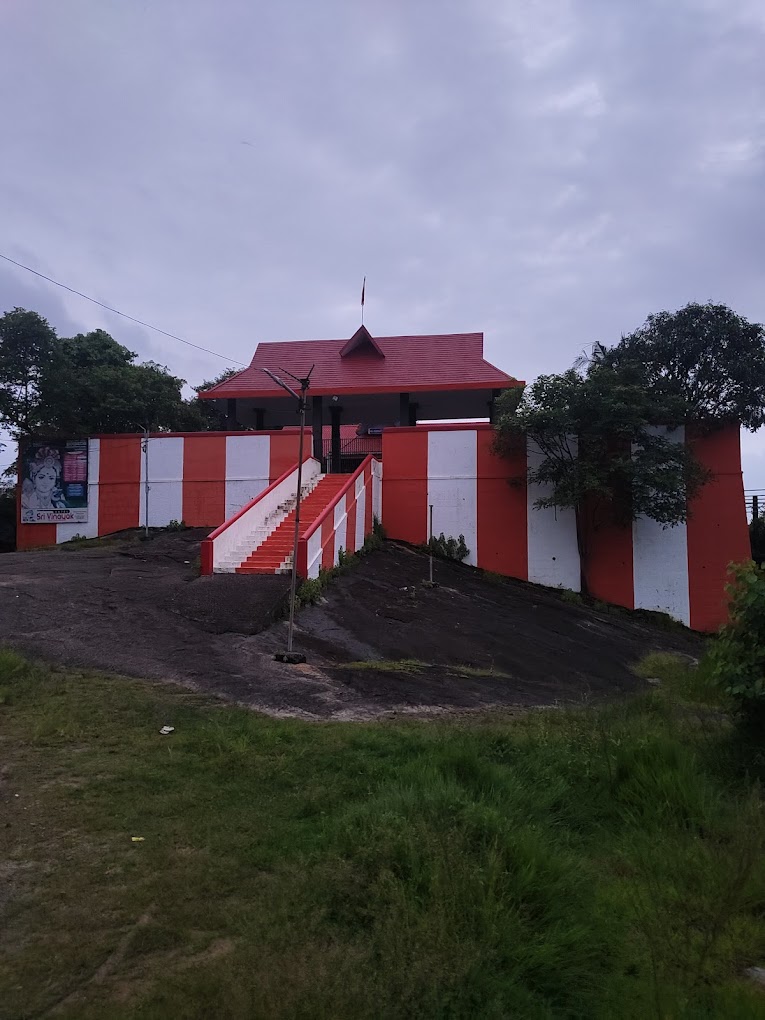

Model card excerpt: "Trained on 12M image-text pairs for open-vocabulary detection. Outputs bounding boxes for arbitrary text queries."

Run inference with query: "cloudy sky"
[1,0,764,485]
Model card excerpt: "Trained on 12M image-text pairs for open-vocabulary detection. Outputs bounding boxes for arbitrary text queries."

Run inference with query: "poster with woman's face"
[20,440,89,524]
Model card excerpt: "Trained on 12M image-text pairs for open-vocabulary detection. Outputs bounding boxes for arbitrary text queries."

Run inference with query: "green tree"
[186,368,241,430]
[0,308,56,436]
[38,330,193,435]
[0,310,230,437]
[494,367,708,594]
[594,302,765,431]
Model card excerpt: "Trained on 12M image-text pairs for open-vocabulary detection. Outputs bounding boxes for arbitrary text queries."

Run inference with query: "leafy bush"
[296,574,326,607]
[427,532,469,563]
[709,562,765,718]
[166,519,187,532]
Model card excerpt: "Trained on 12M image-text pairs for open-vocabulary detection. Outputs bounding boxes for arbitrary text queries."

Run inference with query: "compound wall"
[381,423,750,632]
[16,431,300,550]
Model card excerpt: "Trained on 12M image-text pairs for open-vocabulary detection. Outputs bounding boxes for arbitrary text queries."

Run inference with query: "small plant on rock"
[427,532,470,563]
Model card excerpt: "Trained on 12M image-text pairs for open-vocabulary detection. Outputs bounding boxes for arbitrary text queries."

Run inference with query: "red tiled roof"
[199,332,519,400]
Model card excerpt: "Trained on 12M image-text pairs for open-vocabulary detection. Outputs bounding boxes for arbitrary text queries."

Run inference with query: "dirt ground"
[0,531,703,720]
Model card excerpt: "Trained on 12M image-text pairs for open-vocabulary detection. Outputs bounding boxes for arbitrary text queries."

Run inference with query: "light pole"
[261,365,314,664]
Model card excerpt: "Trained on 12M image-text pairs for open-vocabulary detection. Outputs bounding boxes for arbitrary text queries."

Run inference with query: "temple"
[198,328,521,470]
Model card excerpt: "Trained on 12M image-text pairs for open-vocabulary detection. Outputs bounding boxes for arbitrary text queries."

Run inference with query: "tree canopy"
[494,300,764,592]
[494,368,708,592]
[0,308,56,435]
[0,308,239,439]
[591,301,765,431]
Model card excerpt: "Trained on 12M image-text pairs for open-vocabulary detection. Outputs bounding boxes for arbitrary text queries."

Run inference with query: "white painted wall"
[333,494,347,561]
[632,427,690,624]
[372,459,383,523]
[526,439,581,590]
[427,431,478,566]
[306,529,322,579]
[225,434,270,519]
[355,476,366,552]
[57,438,101,542]
[139,437,184,528]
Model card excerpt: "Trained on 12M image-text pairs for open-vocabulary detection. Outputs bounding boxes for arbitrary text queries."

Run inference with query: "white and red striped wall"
[381,423,750,632]
[17,424,750,632]
[16,431,301,550]
[297,457,383,578]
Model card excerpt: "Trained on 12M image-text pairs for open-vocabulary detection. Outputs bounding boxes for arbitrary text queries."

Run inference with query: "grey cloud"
[0,0,763,480]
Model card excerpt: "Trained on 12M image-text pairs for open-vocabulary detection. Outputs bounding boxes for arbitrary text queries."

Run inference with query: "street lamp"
[261,364,314,664]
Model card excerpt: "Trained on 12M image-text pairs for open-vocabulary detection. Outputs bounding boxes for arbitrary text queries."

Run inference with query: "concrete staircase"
[234,474,351,575]
[214,475,322,573]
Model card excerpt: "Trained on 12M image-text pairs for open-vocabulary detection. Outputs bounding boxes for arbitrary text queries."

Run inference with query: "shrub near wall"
[709,562,765,725]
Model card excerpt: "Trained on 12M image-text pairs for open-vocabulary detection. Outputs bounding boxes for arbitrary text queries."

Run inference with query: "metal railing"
[746,491,764,522]
[322,437,382,474]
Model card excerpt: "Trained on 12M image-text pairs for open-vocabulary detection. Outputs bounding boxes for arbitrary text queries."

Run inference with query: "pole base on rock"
[274,651,307,664]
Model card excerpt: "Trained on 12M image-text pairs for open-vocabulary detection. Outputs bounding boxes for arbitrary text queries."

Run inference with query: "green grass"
[1,648,764,1018]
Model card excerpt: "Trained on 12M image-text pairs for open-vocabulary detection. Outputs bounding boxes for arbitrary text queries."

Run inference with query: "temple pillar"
[312,396,324,463]
[330,404,342,473]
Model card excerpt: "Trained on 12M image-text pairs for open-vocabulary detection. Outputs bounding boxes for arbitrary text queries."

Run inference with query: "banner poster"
[20,440,89,524]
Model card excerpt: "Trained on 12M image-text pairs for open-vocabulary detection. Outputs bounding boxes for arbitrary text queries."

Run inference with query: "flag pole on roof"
[361,276,366,324]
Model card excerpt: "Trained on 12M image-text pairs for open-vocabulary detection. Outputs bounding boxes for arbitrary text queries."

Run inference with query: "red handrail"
[300,455,375,541]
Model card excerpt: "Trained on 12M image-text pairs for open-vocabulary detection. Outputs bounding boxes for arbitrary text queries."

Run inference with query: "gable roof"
[339,325,385,358]
[199,332,520,400]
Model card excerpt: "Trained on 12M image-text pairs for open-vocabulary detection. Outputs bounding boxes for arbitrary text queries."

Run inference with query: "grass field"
[1,648,764,1019]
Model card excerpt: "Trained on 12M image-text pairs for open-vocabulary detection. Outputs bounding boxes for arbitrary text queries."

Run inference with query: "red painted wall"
[381,429,428,545]
[99,436,142,535]
[686,425,750,632]
[269,433,301,482]
[475,429,527,578]
[182,435,226,526]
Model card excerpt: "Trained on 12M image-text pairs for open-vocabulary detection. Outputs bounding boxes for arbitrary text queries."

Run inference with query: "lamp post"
[261,365,314,664]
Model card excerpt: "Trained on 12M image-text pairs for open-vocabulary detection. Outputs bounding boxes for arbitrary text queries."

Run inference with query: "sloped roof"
[199,332,519,400]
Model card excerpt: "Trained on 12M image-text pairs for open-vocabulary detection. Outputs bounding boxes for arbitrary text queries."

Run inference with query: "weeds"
[425,532,470,562]
[1,650,764,1018]
[296,529,385,607]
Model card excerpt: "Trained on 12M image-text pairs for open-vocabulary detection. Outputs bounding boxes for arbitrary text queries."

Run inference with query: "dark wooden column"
[311,396,323,463]
[330,404,342,474]
[409,402,419,427]
[254,408,265,431]
[399,392,410,427]
[226,398,237,430]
